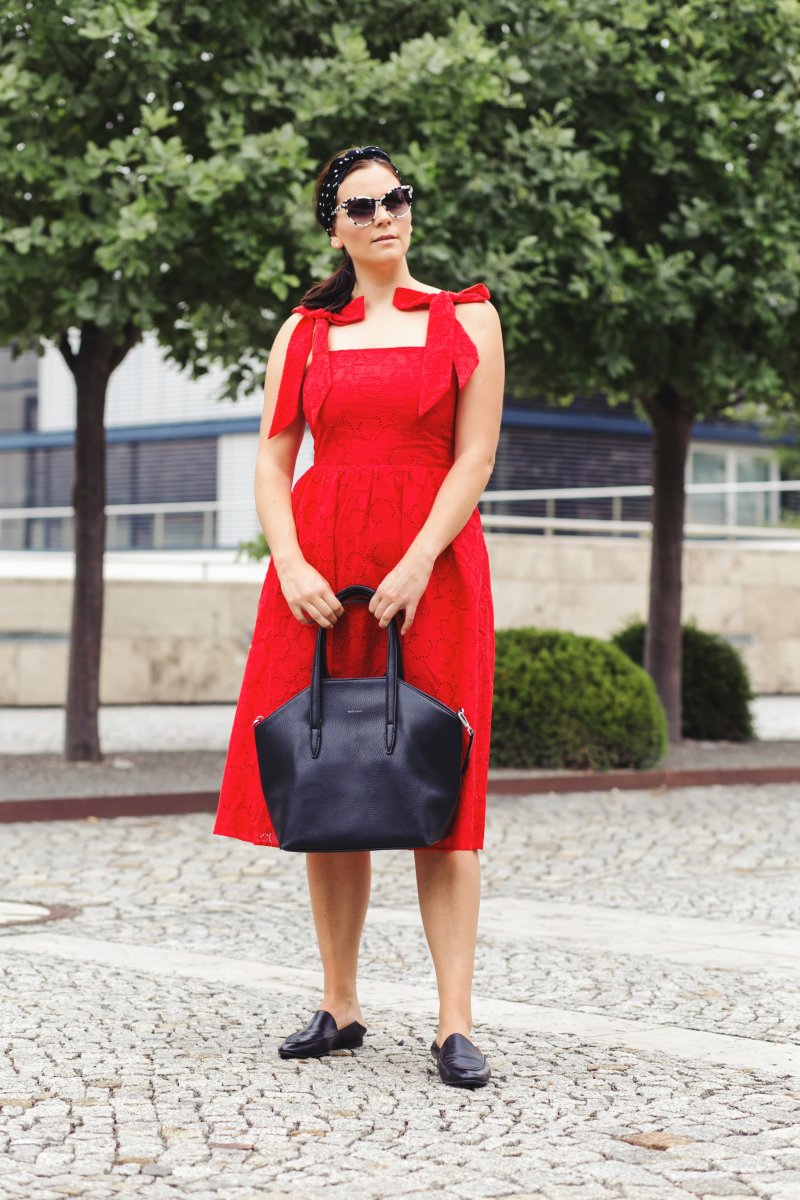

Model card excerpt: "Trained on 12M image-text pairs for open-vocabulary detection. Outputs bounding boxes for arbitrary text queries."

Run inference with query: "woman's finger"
[400,603,416,634]
[302,603,333,627]
[380,603,405,628]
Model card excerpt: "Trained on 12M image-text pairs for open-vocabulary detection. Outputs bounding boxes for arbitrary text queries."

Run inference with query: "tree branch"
[58,331,76,375]
[109,320,141,372]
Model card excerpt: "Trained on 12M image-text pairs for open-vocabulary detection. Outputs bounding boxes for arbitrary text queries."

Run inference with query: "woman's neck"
[350,268,418,309]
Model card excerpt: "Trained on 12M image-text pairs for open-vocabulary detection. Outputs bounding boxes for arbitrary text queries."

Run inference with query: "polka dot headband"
[317,145,404,236]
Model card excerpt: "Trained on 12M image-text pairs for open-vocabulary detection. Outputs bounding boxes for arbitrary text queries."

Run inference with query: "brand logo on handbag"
[347,709,363,713]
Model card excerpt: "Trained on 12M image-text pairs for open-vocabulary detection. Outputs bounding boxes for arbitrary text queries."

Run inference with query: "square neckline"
[327,285,438,354]
[328,344,426,353]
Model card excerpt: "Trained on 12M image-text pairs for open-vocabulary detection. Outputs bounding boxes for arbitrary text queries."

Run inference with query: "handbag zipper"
[254,696,473,734]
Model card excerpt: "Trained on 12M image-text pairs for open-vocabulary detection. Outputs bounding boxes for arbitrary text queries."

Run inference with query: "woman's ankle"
[320,993,365,1028]
[436,1013,473,1045]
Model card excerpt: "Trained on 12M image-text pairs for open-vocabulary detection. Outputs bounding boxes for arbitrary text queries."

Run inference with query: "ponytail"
[298,249,356,313]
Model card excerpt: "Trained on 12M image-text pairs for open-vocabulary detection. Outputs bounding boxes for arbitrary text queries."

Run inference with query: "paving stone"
[1,783,799,1198]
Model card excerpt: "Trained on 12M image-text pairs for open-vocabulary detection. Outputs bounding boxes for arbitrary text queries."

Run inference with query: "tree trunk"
[60,321,140,761]
[640,385,695,744]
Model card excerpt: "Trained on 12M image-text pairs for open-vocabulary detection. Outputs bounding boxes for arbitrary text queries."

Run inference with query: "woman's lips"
[374,235,397,242]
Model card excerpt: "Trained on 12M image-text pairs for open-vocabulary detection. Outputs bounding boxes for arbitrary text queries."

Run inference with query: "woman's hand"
[276,556,345,628]
[369,547,436,636]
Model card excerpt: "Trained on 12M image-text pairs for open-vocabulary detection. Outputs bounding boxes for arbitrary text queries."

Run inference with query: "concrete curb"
[0,793,220,824]
[489,764,800,794]
[2,764,800,823]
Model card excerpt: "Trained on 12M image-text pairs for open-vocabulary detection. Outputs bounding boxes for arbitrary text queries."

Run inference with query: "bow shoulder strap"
[267,295,366,438]
[392,282,491,417]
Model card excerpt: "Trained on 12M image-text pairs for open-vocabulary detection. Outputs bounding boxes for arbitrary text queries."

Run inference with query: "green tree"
[0,1,523,759]
[481,0,800,739]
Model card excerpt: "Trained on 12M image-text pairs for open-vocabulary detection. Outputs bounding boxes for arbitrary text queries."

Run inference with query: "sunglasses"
[330,184,413,228]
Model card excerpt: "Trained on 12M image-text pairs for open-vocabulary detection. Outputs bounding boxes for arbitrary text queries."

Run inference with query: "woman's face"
[330,162,412,265]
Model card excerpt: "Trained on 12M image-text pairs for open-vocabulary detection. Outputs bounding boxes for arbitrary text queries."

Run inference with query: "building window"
[687,444,779,527]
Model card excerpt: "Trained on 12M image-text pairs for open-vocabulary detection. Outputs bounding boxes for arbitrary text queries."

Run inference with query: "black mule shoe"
[430,1032,491,1088]
[278,1009,367,1059]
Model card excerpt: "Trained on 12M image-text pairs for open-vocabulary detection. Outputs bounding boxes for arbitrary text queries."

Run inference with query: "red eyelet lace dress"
[212,282,496,851]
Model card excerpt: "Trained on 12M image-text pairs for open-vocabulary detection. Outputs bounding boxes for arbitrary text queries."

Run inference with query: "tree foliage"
[0,1,526,397]
[2,1,798,410]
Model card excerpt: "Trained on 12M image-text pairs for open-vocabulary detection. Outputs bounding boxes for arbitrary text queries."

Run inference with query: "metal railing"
[0,501,220,552]
[479,479,800,539]
[1,480,799,552]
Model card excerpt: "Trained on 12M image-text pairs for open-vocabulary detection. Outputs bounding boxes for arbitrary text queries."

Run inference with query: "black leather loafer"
[278,1009,367,1059]
[430,1032,491,1088]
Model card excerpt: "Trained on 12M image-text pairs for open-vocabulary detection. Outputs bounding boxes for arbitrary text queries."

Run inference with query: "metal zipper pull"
[457,707,473,735]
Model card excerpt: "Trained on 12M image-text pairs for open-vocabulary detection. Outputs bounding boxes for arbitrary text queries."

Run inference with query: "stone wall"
[0,535,796,704]
[490,535,798,694]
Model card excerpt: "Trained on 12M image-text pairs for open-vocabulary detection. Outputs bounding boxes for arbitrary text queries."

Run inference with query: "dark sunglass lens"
[345,197,376,224]
[384,187,410,215]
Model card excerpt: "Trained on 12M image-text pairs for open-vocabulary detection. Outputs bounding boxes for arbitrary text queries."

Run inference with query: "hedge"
[612,621,755,741]
[492,628,667,770]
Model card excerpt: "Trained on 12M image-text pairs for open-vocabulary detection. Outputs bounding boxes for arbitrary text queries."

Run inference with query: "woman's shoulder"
[408,279,497,319]
[407,279,491,298]
[444,283,500,340]
[405,280,442,296]
[267,311,306,360]
[272,306,317,350]
[285,308,310,328]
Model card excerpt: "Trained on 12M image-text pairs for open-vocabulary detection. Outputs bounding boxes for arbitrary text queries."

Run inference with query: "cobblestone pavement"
[1,783,799,1199]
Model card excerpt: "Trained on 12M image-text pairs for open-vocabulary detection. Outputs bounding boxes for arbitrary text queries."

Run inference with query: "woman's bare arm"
[254,314,344,628]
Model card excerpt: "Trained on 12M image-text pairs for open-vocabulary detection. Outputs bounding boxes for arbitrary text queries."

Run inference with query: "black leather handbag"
[252,584,474,852]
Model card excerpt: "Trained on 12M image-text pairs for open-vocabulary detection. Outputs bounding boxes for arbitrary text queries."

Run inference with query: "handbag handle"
[318,584,404,680]
[310,585,401,757]
[309,584,474,774]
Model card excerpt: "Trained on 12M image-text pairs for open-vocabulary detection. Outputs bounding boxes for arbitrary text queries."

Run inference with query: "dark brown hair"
[299,146,403,313]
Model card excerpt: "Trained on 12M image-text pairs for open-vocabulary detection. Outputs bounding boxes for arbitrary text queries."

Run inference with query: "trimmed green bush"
[492,628,668,770]
[611,621,755,742]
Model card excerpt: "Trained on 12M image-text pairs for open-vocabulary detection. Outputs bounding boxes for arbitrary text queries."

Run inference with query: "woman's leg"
[306,850,371,1028]
[413,849,481,1044]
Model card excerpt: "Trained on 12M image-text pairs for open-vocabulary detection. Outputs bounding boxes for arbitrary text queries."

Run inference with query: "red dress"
[212,282,496,851]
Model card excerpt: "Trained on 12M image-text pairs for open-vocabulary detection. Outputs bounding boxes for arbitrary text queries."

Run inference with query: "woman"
[213,145,504,1089]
